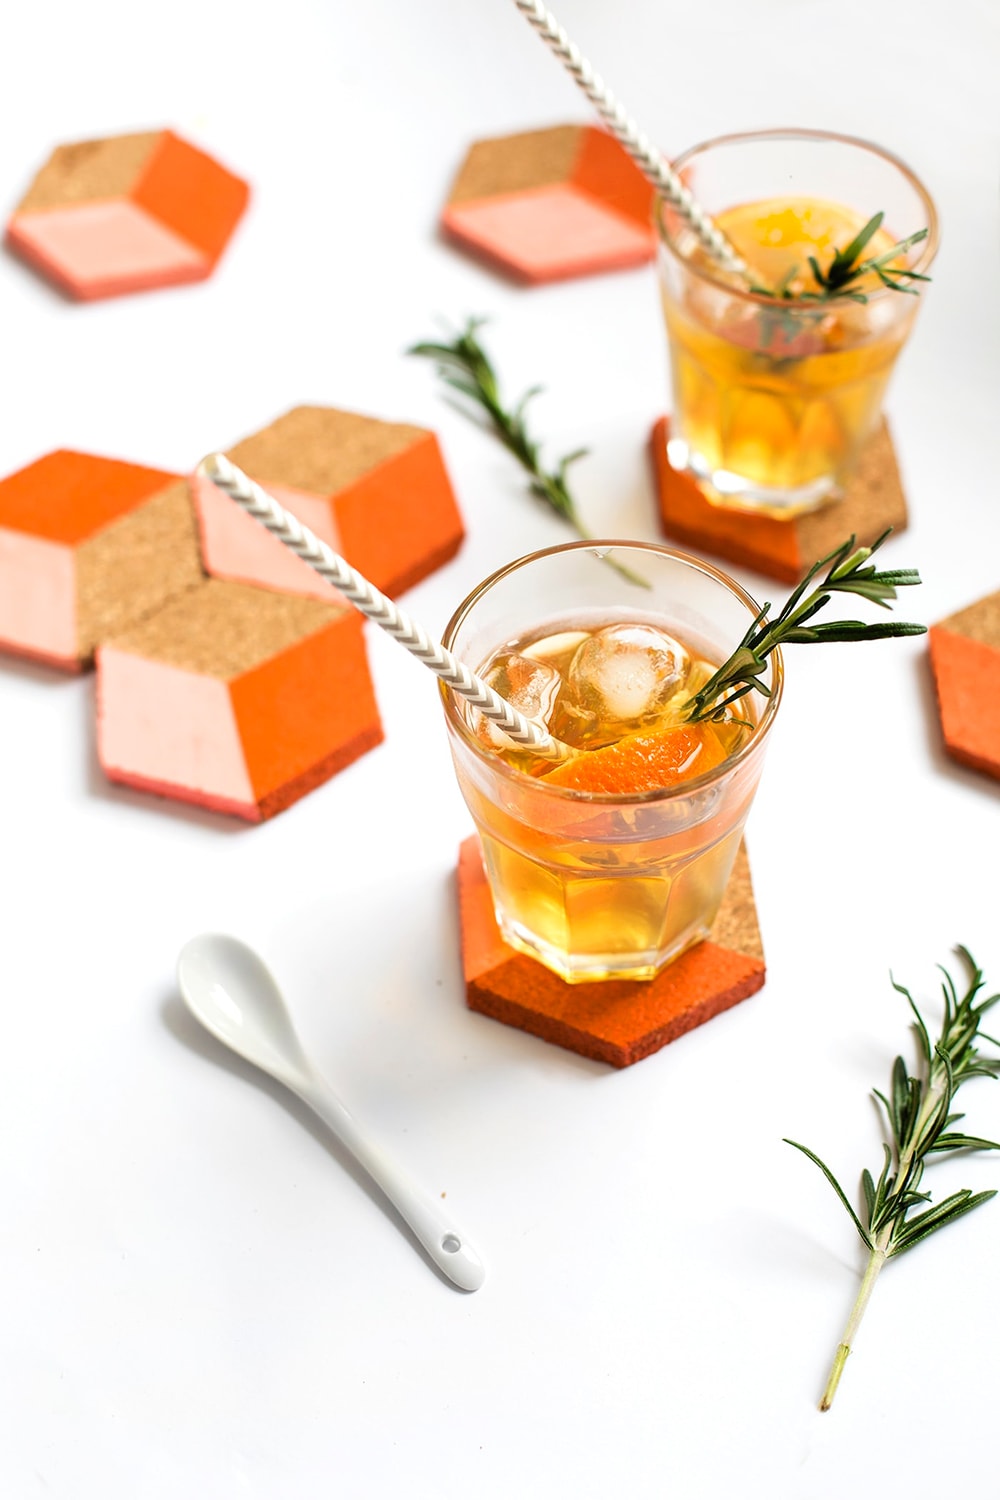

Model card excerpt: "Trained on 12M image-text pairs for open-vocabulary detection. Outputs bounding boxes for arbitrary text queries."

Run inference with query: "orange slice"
[544,724,729,795]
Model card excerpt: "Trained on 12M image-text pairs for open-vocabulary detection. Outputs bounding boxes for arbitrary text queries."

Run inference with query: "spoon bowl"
[177,933,486,1292]
[178,933,311,1086]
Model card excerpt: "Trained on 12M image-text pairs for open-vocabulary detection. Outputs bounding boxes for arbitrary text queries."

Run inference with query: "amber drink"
[442,542,782,983]
[657,130,937,517]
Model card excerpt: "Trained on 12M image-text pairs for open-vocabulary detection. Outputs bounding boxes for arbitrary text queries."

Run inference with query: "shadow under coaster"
[457,836,766,1069]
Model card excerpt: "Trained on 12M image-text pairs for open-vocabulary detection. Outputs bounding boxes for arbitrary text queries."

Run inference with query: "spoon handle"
[296,1074,486,1292]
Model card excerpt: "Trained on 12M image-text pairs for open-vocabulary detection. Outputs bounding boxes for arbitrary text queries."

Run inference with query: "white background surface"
[2,2,999,1495]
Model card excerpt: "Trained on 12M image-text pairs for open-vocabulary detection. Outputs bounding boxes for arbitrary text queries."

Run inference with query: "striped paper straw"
[513,0,751,281]
[198,453,567,760]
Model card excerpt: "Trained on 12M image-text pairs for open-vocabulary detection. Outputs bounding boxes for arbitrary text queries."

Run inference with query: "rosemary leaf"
[785,949,1000,1410]
[683,530,925,725]
[752,214,930,315]
[410,319,650,588]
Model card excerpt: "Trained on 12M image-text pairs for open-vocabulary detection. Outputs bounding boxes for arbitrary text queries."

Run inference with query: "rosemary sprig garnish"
[683,530,925,725]
[409,319,649,587]
[785,949,1000,1410]
[750,212,931,307]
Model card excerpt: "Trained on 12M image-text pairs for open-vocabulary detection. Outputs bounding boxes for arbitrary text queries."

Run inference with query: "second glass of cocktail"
[441,541,782,984]
[656,129,938,517]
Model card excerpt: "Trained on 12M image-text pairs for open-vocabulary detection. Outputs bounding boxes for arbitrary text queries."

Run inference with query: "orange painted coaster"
[458,837,765,1068]
[0,449,204,671]
[442,125,655,284]
[6,130,248,300]
[97,579,383,821]
[651,416,907,583]
[190,406,465,603]
[928,592,1000,780]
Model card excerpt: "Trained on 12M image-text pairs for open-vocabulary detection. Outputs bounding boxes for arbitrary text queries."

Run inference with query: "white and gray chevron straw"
[198,453,566,760]
[513,0,750,282]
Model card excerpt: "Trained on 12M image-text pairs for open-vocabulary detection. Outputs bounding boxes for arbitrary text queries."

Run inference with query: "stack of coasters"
[0,450,203,671]
[441,125,655,283]
[457,837,765,1068]
[928,592,1000,780]
[6,130,248,300]
[650,416,908,583]
[189,406,465,601]
[97,580,382,821]
[0,407,465,820]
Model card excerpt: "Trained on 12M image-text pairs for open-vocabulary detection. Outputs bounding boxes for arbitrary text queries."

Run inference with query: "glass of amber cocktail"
[441,541,782,984]
[657,130,938,518]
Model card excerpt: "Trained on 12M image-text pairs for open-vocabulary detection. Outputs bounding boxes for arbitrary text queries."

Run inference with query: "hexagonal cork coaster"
[6,130,249,299]
[458,836,765,1068]
[441,124,655,284]
[928,592,1000,780]
[190,406,465,602]
[651,416,908,582]
[97,579,383,820]
[0,449,204,671]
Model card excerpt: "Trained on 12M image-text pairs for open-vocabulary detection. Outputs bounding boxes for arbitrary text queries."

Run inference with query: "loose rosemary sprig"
[683,530,925,725]
[409,319,649,587]
[785,949,1000,1411]
[750,212,931,307]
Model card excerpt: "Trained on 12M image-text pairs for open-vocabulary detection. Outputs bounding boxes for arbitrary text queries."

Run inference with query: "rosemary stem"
[821,1071,948,1410]
[820,1244,888,1410]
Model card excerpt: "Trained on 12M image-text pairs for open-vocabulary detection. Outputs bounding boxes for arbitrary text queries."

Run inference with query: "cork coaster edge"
[458,836,766,1068]
[652,415,908,583]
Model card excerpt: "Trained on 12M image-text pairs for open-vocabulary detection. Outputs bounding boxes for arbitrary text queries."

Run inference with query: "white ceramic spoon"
[176,933,486,1292]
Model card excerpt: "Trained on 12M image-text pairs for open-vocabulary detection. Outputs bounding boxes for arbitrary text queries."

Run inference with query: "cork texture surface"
[17,133,159,213]
[448,126,583,204]
[653,416,907,584]
[227,406,426,497]
[0,449,179,546]
[796,420,907,558]
[106,578,345,678]
[936,591,1000,649]
[75,480,205,657]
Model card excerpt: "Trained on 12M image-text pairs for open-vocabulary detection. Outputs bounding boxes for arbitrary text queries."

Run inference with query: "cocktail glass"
[441,540,782,984]
[656,129,938,518]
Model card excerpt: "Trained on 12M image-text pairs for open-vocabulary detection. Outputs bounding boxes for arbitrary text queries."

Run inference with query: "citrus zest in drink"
[458,614,758,983]
[656,130,937,517]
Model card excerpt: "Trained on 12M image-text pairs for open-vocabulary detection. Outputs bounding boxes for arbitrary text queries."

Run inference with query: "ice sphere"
[473,650,563,749]
[553,623,691,747]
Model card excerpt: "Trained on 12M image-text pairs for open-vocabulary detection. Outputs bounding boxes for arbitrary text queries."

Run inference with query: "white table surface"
[2,2,999,1495]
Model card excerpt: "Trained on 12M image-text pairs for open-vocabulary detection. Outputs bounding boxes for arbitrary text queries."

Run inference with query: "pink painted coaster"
[0,449,203,671]
[7,130,248,299]
[97,579,383,821]
[190,406,464,603]
[442,125,655,283]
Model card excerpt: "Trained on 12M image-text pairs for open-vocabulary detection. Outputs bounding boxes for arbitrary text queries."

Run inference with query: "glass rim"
[440,538,784,805]
[655,126,940,309]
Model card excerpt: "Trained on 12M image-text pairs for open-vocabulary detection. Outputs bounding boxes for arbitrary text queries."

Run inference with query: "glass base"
[497,911,711,985]
[667,435,841,520]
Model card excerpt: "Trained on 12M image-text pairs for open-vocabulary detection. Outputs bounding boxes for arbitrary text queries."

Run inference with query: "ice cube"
[472,651,563,750]
[552,623,691,748]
